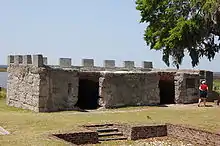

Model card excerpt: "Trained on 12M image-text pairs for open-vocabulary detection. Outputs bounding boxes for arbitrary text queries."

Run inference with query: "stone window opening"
[67,83,72,95]
[159,75,175,104]
[75,78,100,110]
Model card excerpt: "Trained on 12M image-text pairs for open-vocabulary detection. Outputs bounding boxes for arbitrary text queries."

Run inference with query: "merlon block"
[104,60,115,68]
[43,57,48,65]
[142,61,153,68]
[14,55,23,65]
[23,55,32,65]
[123,61,134,68]
[82,59,94,67]
[7,55,14,65]
[33,54,43,67]
[59,58,71,68]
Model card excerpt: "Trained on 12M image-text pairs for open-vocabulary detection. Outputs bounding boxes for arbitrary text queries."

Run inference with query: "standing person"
[198,80,208,107]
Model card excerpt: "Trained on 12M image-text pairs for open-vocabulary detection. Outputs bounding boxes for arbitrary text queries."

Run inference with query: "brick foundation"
[52,123,220,145]
[130,125,167,140]
[53,131,98,145]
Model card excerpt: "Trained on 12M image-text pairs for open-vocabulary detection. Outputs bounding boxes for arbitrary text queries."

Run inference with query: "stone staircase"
[84,124,127,142]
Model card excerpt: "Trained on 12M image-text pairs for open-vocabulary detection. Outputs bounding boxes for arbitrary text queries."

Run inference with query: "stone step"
[99,136,127,141]
[97,128,118,133]
[98,132,123,137]
[85,123,114,128]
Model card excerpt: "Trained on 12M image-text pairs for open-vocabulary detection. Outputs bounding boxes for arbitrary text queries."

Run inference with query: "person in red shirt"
[198,80,208,107]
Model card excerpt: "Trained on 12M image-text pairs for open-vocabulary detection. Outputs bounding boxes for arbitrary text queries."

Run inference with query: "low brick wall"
[52,123,220,145]
[115,123,132,139]
[53,131,98,145]
[167,124,220,146]
[130,125,167,140]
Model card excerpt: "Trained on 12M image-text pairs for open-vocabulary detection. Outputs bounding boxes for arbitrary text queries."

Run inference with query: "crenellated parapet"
[7,54,46,67]
[7,54,154,70]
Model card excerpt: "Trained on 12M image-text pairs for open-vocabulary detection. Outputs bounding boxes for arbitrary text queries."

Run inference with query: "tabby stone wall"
[99,72,160,108]
[7,65,42,112]
[7,65,79,112]
[175,73,200,104]
[39,68,79,112]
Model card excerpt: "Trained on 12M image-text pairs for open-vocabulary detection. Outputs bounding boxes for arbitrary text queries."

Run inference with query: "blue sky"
[0,0,219,71]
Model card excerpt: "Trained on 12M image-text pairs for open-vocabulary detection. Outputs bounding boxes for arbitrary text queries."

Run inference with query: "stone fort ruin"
[6,54,213,112]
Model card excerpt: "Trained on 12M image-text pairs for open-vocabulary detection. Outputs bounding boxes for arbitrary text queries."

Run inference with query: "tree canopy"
[136,0,220,68]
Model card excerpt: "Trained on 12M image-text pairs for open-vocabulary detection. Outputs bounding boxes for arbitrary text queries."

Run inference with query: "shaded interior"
[159,76,175,104]
[76,72,100,109]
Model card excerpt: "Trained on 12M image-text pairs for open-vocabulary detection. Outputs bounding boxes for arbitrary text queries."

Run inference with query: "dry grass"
[0,88,6,100]
[0,98,220,146]
[0,68,7,72]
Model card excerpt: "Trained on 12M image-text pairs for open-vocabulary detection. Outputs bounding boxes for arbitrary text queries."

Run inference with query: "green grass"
[0,98,220,146]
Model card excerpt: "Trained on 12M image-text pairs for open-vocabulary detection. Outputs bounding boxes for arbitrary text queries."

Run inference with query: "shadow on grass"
[156,104,169,107]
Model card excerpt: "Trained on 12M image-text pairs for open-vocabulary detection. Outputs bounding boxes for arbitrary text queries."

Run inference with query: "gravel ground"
[119,137,194,146]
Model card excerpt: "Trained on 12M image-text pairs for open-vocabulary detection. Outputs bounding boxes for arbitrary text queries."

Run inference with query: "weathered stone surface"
[142,61,153,68]
[14,55,23,65]
[38,69,79,112]
[176,73,199,104]
[99,72,160,108]
[7,65,79,112]
[123,61,135,68]
[59,58,71,68]
[23,55,32,65]
[104,60,115,68]
[43,57,48,65]
[7,66,41,112]
[174,73,185,103]
[33,54,43,67]
[7,55,14,65]
[130,125,167,140]
[82,59,94,67]
[53,131,99,145]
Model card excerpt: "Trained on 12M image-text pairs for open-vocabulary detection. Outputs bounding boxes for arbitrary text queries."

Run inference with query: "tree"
[136,0,220,69]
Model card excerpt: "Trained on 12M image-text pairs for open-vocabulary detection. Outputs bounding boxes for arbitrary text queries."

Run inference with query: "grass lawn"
[0,98,220,146]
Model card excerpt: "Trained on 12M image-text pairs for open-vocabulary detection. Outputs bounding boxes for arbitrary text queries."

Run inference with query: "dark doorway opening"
[76,79,100,109]
[159,79,175,104]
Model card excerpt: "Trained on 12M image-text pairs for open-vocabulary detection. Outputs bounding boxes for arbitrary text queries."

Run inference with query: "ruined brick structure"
[6,54,213,112]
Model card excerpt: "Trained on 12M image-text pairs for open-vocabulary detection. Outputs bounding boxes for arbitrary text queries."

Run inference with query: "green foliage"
[136,0,220,68]
[213,79,220,93]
